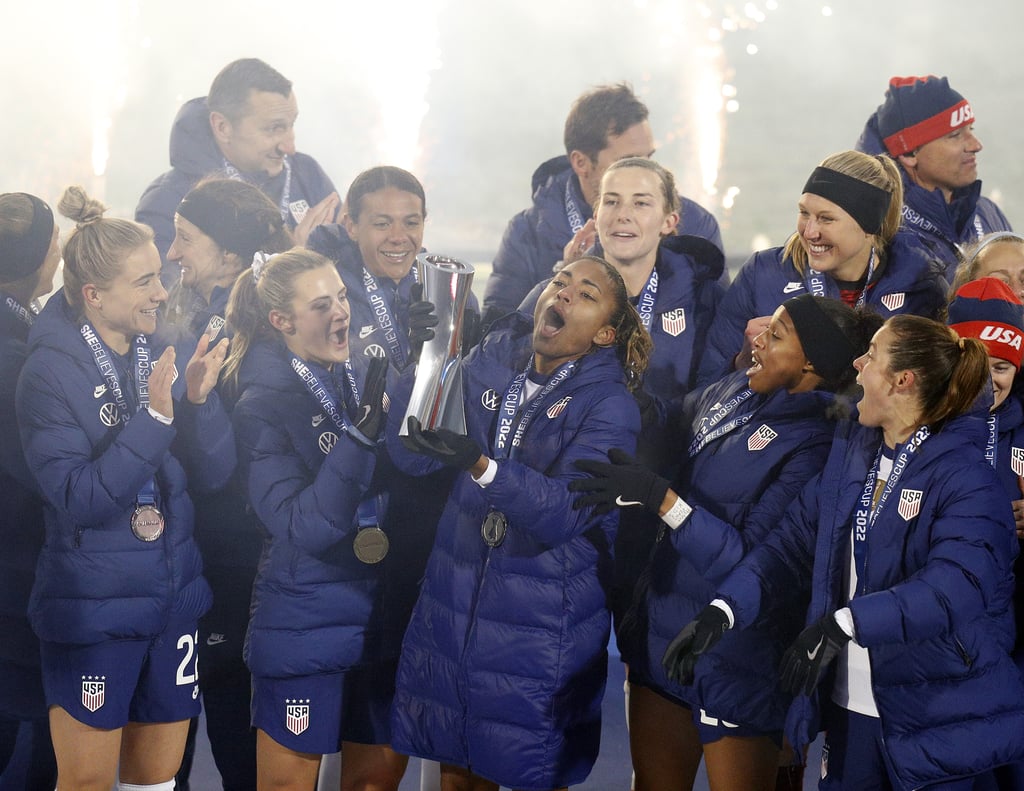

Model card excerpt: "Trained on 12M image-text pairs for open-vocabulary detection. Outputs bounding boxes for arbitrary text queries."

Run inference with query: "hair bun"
[57,185,107,228]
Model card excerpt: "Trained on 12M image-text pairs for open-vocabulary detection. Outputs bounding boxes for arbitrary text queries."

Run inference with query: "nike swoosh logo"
[359,325,376,339]
[312,415,325,427]
[206,634,227,646]
[94,385,107,398]
[783,282,803,294]
[615,496,644,507]
[806,636,824,661]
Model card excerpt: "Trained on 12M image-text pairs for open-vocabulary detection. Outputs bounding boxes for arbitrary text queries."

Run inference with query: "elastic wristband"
[147,406,173,425]
[662,497,693,529]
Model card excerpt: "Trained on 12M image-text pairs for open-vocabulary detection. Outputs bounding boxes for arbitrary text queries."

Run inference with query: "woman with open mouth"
[221,247,408,790]
[663,314,1024,789]
[519,155,725,649]
[16,185,233,791]
[699,150,947,386]
[386,256,651,791]
[570,294,879,791]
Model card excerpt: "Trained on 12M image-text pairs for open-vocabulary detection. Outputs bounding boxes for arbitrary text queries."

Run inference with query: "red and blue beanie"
[948,277,1024,368]
[877,76,973,157]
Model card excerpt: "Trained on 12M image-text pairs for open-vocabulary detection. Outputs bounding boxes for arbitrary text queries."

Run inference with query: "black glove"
[401,416,483,470]
[352,356,388,443]
[460,307,482,357]
[662,605,731,685]
[779,613,851,697]
[569,448,669,517]
[407,283,438,364]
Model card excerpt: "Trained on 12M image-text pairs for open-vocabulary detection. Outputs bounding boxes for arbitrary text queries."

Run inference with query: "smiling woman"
[698,149,948,385]
[14,186,234,790]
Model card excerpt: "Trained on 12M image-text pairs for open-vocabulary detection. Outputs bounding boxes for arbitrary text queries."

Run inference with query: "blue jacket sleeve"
[233,399,377,556]
[715,474,822,629]
[173,389,236,493]
[17,356,177,524]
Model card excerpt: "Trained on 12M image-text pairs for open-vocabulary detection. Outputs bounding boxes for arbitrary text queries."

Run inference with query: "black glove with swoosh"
[352,355,389,443]
[779,613,851,696]
[569,448,669,517]
[662,605,731,685]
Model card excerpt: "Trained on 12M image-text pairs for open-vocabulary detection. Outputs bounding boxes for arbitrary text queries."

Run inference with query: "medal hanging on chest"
[81,323,165,541]
[131,501,165,542]
[481,509,508,548]
[352,488,389,564]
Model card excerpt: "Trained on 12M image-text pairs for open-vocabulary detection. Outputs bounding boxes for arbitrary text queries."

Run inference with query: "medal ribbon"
[80,322,158,508]
[852,427,930,584]
[2,293,35,327]
[361,265,419,368]
[289,355,360,434]
[80,323,151,424]
[687,387,758,457]
[635,268,659,331]
[223,156,293,222]
[986,413,998,468]
[564,178,586,235]
[493,360,576,460]
[805,247,876,309]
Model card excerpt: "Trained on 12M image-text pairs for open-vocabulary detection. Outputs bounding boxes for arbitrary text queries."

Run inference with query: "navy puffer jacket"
[233,339,392,677]
[624,372,835,732]
[387,313,640,791]
[717,413,1024,789]
[16,293,232,645]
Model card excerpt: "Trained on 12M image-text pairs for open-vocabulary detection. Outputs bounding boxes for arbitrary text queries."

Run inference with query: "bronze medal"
[131,504,165,542]
[481,510,507,548]
[353,527,389,564]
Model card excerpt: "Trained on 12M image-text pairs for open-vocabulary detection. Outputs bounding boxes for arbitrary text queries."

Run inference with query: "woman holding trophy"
[386,255,650,791]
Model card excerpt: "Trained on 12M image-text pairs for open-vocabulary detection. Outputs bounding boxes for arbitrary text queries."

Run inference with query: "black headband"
[176,190,282,264]
[802,167,891,236]
[783,294,859,381]
[0,193,54,283]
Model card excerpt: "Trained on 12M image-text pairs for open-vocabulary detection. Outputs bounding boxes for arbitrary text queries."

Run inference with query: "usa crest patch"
[661,308,686,337]
[286,699,310,735]
[880,292,906,312]
[81,675,105,712]
[897,489,923,521]
[1012,447,1024,478]
[747,424,778,451]
[547,396,572,419]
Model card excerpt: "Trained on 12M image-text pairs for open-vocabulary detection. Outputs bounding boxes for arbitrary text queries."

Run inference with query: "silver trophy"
[400,253,475,436]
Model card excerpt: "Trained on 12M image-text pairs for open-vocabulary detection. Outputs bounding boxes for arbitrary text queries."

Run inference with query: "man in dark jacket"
[135,58,338,285]
[855,75,1013,282]
[482,82,723,325]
